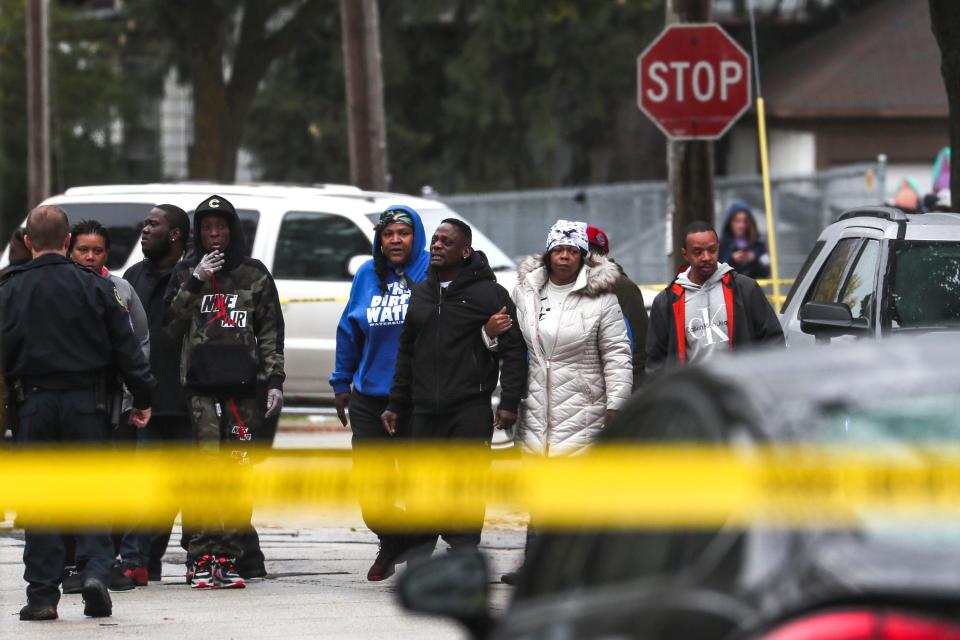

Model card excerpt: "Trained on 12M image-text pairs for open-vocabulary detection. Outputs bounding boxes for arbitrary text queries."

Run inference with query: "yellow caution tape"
[638,279,793,307]
[638,279,793,290]
[279,296,350,305]
[280,284,793,306]
[3,445,960,528]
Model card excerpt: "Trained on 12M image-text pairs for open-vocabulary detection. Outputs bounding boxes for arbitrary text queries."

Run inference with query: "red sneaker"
[122,564,149,587]
[213,557,245,589]
[188,555,215,589]
[366,543,400,582]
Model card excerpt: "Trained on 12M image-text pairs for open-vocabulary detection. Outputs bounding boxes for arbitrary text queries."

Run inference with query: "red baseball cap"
[587,225,609,254]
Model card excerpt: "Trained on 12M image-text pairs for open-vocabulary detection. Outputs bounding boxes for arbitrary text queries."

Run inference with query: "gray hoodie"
[675,262,734,365]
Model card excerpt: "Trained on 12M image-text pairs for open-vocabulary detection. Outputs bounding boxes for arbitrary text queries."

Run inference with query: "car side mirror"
[397,550,493,638]
[800,301,870,342]
[346,255,369,277]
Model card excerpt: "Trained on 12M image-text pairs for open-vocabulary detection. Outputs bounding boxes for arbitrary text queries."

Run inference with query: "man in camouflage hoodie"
[164,195,285,590]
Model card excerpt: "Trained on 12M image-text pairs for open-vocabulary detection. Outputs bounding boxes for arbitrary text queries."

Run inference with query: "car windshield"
[365,208,515,270]
[814,394,960,550]
[817,395,960,444]
[890,240,960,330]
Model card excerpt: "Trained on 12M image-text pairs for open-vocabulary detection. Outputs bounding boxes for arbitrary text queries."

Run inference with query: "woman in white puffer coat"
[512,219,633,456]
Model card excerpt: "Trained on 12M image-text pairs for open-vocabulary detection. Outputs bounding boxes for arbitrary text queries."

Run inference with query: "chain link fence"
[441,161,885,286]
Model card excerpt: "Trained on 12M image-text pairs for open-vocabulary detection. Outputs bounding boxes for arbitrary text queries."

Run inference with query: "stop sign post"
[638,24,751,140]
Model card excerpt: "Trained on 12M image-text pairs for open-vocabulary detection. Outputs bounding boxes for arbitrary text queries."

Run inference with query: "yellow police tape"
[3,444,960,528]
[279,296,350,305]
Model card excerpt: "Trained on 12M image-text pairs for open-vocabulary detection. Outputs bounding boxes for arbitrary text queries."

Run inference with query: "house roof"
[762,0,947,119]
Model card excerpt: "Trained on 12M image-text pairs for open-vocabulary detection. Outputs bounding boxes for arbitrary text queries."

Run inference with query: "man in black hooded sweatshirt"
[382,219,527,552]
[164,195,285,590]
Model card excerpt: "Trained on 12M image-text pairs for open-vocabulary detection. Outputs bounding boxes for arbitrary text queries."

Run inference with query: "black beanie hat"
[195,194,236,220]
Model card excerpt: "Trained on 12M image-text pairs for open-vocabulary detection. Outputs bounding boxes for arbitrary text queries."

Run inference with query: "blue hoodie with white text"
[329,205,430,397]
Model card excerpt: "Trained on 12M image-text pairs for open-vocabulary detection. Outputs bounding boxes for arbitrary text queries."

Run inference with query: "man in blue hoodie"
[329,205,431,581]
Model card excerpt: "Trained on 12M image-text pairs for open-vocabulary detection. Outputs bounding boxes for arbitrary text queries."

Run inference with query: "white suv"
[2,183,517,404]
[780,206,960,345]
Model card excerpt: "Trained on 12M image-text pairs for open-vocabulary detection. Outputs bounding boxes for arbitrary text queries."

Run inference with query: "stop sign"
[637,24,751,140]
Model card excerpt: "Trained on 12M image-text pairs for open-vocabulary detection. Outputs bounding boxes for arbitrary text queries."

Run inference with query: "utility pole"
[666,0,713,272]
[340,0,388,191]
[26,0,50,208]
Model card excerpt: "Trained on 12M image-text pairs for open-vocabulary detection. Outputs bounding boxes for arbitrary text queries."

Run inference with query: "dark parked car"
[399,336,960,639]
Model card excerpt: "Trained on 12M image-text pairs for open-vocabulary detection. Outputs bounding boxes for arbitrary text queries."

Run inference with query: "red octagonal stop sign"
[638,24,751,140]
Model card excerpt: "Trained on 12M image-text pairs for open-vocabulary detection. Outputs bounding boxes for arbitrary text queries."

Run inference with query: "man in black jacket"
[646,221,783,373]
[2,205,154,621]
[122,204,192,583]
[382,219,527,552]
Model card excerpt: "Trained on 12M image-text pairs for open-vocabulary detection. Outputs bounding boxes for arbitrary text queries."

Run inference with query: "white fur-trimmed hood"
[517,254,621,297]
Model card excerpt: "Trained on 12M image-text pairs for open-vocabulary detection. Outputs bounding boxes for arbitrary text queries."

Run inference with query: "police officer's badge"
[113,286,127,311]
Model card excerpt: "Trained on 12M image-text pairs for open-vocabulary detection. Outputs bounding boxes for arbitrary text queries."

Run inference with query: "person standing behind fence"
[123,204,192,584]
[381,220,527,555]
[329,205,430,582]
[2,205,154,621]
[496,219,632,585]
[718,201,771,279]
[164,195,285,590]
[646,221,783,375]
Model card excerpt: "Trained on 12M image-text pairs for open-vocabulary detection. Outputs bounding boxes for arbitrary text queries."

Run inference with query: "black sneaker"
[501,571,520,586]
[81,578,112,618]
[19,604,58,621]
[61,566,83,594]
[147,560,162,582]
[109,563,135,592]
[237,555,267,579]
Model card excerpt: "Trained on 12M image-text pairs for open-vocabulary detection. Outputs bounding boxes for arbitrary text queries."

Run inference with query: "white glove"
[193,251,224,282]
[265,389,283,418]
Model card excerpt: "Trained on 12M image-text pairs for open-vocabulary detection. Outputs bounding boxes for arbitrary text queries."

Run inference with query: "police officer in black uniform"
[1,205,155,621]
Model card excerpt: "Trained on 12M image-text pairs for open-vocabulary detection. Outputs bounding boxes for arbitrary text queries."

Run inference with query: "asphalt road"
[0,418,526,638]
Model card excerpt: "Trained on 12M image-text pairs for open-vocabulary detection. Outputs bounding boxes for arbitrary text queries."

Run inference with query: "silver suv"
[780,206,960,345]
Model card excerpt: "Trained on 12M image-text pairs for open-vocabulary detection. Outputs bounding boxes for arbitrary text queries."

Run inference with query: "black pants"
[136,415,197,568]
[64,416,199,571]
[17,388,114,607]
[349,391,409,544]
[409,403,493,551]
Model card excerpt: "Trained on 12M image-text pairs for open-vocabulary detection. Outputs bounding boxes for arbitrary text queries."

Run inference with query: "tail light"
[760,610,960,640]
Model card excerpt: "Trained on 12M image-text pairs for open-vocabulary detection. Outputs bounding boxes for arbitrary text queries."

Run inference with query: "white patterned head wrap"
[545,219,588,252]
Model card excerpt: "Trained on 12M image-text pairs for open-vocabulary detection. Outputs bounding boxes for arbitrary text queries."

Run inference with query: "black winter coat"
[387,251,527,416]
[124,258,189,416]
[610,263,649,390]
[0,254,155,408]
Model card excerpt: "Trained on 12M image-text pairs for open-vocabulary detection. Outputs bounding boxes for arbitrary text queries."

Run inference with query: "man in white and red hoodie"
[646,221,783,374]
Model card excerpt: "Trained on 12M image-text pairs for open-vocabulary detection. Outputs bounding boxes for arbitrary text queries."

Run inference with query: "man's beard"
[143,240,170,261]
